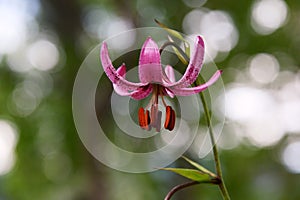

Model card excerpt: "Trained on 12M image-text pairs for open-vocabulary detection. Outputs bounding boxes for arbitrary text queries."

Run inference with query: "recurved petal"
[113,85,152,100]
[100,42,147,91]
[138,37,163,83]
[113,64,129,95]
[169,70,222,96]
[112,65,152,100]
[165,65,176,83]
[164,36,205,88]
[114,85,152,101]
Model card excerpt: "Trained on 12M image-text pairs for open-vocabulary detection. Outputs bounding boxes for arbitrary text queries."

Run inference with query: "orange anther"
[164,106,176,131]
[138,107,146,129]
[145,110,151,131]
[169,109,176,131]
[138,107,152,131]
[164,106,172,130]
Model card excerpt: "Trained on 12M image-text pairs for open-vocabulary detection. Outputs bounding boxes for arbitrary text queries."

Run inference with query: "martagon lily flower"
[100,36,222,132]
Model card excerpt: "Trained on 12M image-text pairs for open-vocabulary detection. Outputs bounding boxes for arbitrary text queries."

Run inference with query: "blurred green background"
[1,0,300,199]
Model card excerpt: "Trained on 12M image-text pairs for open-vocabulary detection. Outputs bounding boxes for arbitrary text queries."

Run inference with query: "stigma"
[138,85,176,131]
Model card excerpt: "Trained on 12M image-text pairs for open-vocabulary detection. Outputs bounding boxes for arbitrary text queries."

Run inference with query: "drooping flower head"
[100,36,222,131]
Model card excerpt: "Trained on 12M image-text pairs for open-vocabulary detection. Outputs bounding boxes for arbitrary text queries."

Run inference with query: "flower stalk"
[157,35,230,199]
[197,83,230,200]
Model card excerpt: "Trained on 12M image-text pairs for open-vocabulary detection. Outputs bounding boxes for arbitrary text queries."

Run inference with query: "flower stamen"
[139,107,151,130]
[164,106,176,131]
[145,110,151,131]
[138,85,176,132]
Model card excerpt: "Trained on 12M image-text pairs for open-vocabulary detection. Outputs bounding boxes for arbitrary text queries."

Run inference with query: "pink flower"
[100,36,222,131]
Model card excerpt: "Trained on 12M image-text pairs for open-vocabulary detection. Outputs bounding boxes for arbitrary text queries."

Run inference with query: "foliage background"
[0,0,300,199]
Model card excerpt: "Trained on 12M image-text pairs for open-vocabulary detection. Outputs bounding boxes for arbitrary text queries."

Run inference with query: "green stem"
[197,80,230,200]
[159,35,230,199]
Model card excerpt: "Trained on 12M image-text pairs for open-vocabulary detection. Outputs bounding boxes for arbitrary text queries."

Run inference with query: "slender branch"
[164,179,220,200]
[160,41,190,62]
[164,181,199,200]
[198,88,230,200]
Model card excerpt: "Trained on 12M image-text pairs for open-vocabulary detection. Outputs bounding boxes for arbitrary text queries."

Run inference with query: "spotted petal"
[100,43,147,91]
[113,64,129,95]
[113,64,153,100]
[130,84,153,100]
[169,70,222,96]
[165,36,205,88]
[138,37,163,84]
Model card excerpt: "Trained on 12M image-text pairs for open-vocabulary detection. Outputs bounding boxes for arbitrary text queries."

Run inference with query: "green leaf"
[160,168,212,182]
[182,156,217,178]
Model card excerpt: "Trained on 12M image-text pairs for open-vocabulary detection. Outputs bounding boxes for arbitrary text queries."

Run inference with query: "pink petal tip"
[196,36,205,48]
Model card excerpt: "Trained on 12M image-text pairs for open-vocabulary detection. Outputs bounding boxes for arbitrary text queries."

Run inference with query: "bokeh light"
[0,119,18,175]
[183,9,238,62]
[218,67,300,148]
[281,141,300,174]
[7,48,34,73]
[82,6,135,50]
[251,0,289,35]
[27,39,60,71]
[249,53,280,84]
[224,86,275,122]
[220,86,284,147]
[7,36,61,73]
[280,101,300,133]
[0,0,39,54]
[9,80,43,117]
